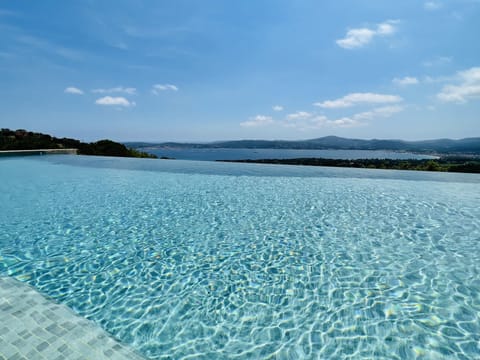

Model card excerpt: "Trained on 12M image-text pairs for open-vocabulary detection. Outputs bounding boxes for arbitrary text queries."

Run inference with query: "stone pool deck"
[0,277,145,360]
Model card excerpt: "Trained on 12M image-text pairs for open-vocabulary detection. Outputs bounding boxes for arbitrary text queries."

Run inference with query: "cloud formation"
[350,105,404,121]
[92,87,136,95]
[240,115,274,127]
[64,86,84,95]
[313,92,403,108]
[336,20,398,49]
[283,113,360,130]
[95,96,135,107]
[242,103,403,130]
[423,56,452,67]
[393,76,419,86]
[286,111,312,120]
[152,84,178,94]
[326,118,361,128]
[424,1,442,10]
[272,105,284,111]
[286,106,402,130]
[437,67,480,103]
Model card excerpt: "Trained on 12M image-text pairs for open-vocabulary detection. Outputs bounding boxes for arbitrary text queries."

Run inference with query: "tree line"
[0,129,156,158]
[219,157,480,173]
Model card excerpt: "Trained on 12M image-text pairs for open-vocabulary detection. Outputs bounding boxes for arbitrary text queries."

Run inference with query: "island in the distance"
[0,129,157,158]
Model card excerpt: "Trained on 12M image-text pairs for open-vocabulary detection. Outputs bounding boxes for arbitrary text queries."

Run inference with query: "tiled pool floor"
[0,277,145,360]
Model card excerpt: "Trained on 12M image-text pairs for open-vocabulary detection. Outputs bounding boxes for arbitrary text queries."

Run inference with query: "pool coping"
[0,276,145,360]
[0,149,78,157]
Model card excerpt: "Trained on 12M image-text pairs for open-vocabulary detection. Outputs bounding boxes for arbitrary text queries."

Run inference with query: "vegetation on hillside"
[0,129,157,158]
[127,135,480,155]
[219,157,480,173]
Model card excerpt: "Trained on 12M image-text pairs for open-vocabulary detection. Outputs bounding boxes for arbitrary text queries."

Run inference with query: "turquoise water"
[1,155,480,359]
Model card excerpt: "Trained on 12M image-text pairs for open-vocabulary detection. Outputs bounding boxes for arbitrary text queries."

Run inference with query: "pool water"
[1,155,479,359]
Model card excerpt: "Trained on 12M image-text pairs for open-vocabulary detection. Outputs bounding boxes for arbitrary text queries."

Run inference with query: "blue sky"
[1,1,479,142]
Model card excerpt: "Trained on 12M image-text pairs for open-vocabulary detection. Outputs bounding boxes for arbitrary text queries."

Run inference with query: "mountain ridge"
[126,136,480,155]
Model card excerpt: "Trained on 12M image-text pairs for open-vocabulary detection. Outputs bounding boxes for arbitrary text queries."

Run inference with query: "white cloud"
[423,56,452,67]
[337,28,375,49]
[437,66,480,103]
[376,22,396,36]
[351,105,404,121]
[327,118,361,128]
[240,115,274,127]
[424,1,443,10]
[64,86,84,95]
[283,114,362,130]
[308,115,329,127]
[460,66,480,83]
[423,74,456,84]
[324,106,402,128]
[279,105,403,130]
[320,106,403,129]
[336,20,399,49]
[393,76,419,86]
[286,111,312,120]
[92,87,136,95]
[95,96,135,107]
[152,84,178,94]
[313,92,403,108]
[272,105,284,111]
[242,99,405,131]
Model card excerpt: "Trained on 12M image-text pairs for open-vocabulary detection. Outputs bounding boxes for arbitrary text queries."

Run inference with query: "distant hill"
[126,136,480,155]
[1,129,157,158]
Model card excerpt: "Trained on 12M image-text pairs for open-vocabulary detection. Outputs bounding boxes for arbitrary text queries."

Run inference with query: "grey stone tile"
[60,321,76,331]
[46,323,66,336]
[11,337,27,348]
[12,310,25,318]
[0,303,13,311]
[33,326,50,339]
[104,348,114,357]
[0,342,18,358]
[36,341,50,351]
[9,353,27,360]
[0,276,146,360]
[57,343,69,353]
[25,348,41,359]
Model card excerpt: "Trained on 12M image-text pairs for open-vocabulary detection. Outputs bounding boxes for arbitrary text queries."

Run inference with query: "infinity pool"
[1,155,479,359]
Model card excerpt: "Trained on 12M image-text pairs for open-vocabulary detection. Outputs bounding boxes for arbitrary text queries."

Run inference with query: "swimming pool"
[1,155,479,359]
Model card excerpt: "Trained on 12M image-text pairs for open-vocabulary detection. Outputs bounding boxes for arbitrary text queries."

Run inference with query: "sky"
[1,0,479,142]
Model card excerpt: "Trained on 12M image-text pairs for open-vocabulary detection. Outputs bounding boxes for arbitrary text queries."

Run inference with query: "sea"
[143,148,437,161]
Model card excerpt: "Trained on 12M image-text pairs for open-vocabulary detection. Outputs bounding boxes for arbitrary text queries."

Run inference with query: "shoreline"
[217,157,480,174]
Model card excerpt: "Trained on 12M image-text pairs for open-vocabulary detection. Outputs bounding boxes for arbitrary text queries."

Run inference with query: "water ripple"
[1,157,480,359]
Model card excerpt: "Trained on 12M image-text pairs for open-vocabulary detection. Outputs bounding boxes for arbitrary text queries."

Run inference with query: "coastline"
[217,157,480,174]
